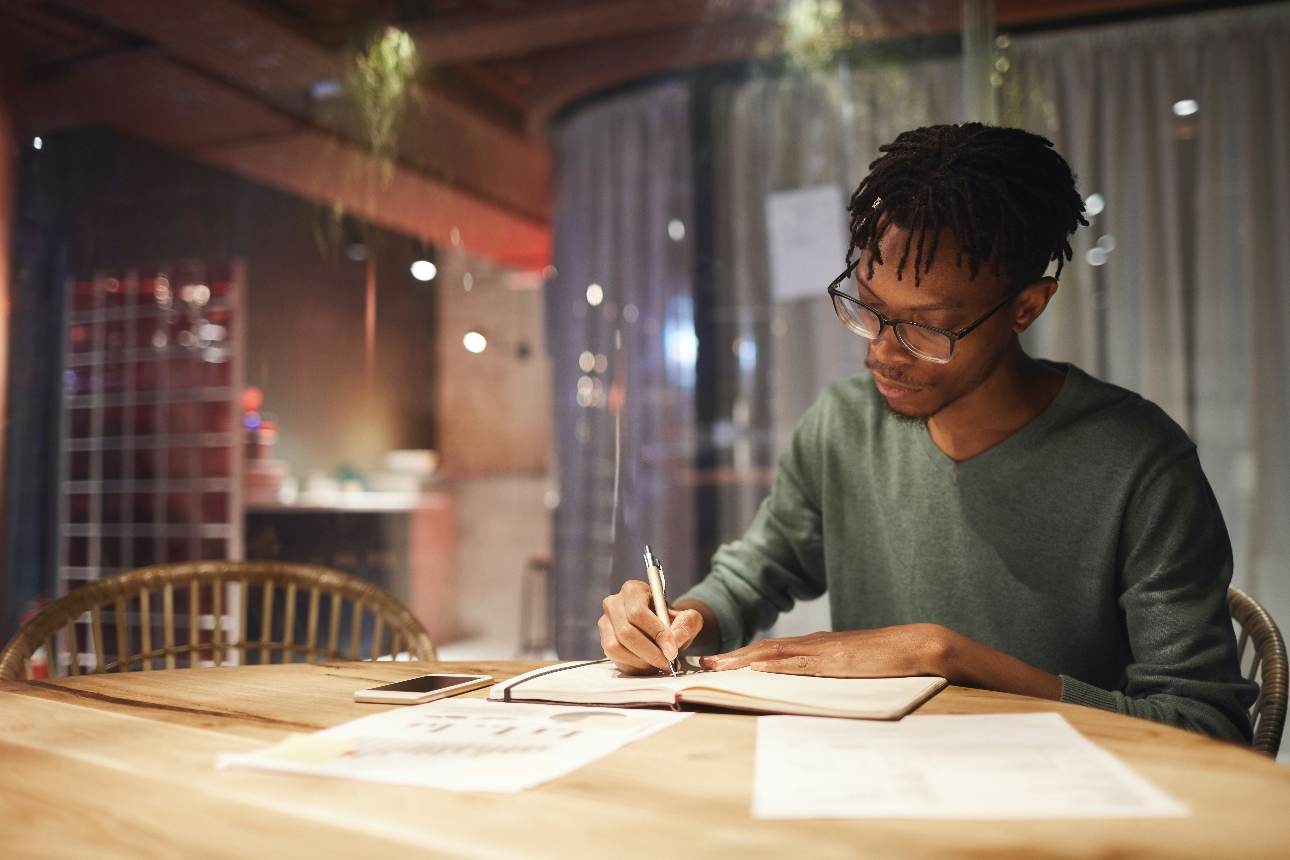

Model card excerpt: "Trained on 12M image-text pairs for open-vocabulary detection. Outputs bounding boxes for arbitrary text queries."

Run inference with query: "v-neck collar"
[908,361,1078,472]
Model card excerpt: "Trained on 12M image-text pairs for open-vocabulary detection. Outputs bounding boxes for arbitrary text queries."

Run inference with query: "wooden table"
[4,661,1289,859]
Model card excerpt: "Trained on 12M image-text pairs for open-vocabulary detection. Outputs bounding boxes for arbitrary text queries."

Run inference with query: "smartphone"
[354,673,494,705]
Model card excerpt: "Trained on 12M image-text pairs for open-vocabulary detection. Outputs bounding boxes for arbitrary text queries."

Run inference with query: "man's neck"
[926,347,1066,462]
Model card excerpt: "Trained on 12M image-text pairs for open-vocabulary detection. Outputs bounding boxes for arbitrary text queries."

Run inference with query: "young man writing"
[598,123,1256,744]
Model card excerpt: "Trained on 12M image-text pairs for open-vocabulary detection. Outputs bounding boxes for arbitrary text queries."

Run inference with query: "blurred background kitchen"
[1,0,1287,671]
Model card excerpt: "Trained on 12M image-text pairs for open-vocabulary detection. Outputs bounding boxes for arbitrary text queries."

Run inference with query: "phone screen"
[370,674,489,693]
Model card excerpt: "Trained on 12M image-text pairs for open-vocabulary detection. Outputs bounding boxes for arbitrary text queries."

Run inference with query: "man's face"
[858,226,1026,421]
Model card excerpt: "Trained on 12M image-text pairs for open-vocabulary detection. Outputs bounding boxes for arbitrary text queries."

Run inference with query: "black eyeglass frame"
[825,257,1026,364]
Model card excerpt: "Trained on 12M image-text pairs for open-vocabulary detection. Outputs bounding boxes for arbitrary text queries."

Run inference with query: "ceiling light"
[311,79,342,99]
[586,283,604,306]
[462,331,487,353]
[32,136,42,150]
[410,260,437,281]
[1172,99,1199,117]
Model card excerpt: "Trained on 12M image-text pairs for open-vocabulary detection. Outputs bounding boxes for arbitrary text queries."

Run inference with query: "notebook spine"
[501,659,611,702]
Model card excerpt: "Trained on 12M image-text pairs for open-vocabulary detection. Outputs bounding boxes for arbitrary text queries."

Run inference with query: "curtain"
[548,82,697,659]
[3,225,66,639]
[547,4,1290,665]
[710,56,963,637]
[1005,3,1290,643]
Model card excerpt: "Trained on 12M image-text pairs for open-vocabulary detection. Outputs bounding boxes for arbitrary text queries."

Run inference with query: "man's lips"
[870,369,923,399]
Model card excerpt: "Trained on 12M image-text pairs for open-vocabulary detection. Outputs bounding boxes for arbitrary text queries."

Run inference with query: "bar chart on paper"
[220,698,689,792]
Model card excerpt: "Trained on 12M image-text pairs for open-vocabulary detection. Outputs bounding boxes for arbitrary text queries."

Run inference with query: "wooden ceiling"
[0,0,1213,268]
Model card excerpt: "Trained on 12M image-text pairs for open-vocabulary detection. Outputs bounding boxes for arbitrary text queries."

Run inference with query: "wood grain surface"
[3,660,1288,860]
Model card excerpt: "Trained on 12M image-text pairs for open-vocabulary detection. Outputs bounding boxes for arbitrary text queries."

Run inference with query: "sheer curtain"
[547,82,697,658]
[547,5,1290,663]
[711,56,963,637]
[1006,3,1290,644]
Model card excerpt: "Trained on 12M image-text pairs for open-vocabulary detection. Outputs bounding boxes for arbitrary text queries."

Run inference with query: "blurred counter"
[245,490,458,646]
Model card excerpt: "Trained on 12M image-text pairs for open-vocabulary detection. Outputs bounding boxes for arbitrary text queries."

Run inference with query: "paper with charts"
[217,698,689,793]
[753,712,1189,820]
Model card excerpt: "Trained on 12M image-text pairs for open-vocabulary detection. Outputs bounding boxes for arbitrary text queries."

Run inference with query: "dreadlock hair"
[847,123,1088,290]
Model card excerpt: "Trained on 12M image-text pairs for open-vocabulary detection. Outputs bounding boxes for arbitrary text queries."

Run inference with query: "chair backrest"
[0,561,436,681]
[1229,585,1287,757]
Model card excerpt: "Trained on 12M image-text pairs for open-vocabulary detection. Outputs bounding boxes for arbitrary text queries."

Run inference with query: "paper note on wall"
[765,184,849,302]
[754,712,1189,820]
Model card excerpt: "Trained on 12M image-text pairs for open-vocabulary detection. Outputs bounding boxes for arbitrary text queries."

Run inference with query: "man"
[598,123,1257,744]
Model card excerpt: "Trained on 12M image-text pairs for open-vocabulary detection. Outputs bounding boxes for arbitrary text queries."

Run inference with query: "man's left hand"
[697,624,952,677]
[696,623,1063,700]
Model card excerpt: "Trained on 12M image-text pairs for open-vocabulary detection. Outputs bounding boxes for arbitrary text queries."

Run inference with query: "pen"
[642,545,678,676]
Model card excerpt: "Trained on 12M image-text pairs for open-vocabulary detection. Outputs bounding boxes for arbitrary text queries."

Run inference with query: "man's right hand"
[598,581,707,675]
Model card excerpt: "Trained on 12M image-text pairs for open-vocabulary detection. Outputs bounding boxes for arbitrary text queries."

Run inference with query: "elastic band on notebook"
[502,659,611,702]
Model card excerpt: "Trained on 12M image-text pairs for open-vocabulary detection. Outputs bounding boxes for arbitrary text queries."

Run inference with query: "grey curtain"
[548,82,697,659]
[547,4,1290,669]
[710,56,963,637]
[1005,4,1290,654]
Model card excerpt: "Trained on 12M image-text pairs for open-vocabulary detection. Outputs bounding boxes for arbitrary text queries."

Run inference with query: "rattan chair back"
[1229,585,1287,756]
[0,561,435,681]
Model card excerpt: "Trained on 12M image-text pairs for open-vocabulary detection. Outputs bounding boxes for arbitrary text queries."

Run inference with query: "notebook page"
[492,662,944,717]
[677,669,946,717]
[489,661,693,703]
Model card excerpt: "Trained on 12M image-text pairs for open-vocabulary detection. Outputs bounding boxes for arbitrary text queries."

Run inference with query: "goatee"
[880,396,930,426]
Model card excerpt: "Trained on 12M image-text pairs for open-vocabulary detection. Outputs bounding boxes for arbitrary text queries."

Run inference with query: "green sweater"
[683,364,1257,744]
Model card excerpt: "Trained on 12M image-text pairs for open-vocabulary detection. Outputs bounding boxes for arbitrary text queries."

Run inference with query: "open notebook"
[489,660,947,720]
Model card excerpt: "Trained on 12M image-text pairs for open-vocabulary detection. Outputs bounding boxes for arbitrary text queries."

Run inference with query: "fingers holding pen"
[668,608,704,652]
[626,598,679,662]
[600,584,675,674]
[597,615,656,675]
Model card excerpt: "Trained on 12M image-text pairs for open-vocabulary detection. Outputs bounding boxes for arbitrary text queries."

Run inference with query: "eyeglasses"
[827,258,1024,364]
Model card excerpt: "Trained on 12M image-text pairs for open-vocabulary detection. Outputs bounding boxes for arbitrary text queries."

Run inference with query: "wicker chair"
[1229,585,1287,757]
[0,561,436,681]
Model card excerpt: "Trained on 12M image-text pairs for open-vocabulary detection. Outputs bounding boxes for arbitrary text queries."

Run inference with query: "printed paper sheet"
[753,712,1188,819]
[218,698,688,793]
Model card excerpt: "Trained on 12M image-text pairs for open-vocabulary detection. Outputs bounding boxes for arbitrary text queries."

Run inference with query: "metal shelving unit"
[54,260,245,672]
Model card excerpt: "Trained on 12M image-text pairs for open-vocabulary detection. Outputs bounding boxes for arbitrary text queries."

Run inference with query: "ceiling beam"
[202,132,551,271]
[411,0,779,66]
[522,15,782,139]
[412,0,1177,68]
[517,0,1191,138]
[20,49,549,268]
[53,0,551,230]
[62,0,344,94]
[997,0,1189,27]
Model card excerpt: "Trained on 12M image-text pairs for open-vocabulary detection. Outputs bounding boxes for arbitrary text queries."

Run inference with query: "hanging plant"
[781,0,847,72]
[346,26,421,164]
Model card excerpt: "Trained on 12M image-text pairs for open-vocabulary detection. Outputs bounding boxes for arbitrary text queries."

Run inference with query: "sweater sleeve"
[679,400,829,654]
[1059,448,1258,744]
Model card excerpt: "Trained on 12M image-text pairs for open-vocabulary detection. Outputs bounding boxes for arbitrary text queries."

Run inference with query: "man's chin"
[880,396,933,425]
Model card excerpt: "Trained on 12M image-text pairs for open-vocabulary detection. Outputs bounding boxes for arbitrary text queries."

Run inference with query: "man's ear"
[1012,277,1058,333]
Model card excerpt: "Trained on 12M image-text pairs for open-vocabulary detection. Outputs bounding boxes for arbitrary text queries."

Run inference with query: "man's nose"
[867,324,914,366]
